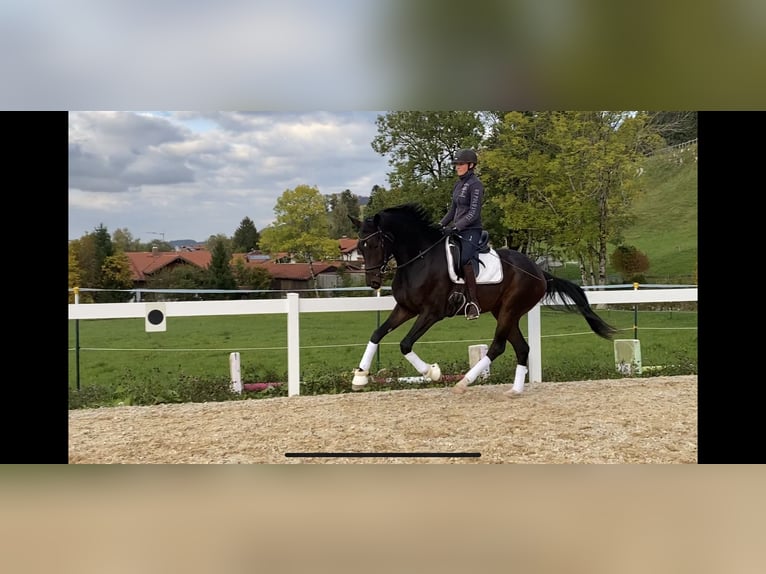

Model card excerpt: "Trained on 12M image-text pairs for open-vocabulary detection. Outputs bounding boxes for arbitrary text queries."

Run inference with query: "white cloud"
[68,110,390,241]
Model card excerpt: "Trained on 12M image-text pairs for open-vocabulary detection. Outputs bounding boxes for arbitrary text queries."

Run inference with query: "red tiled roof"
[126,250,350,282]
[338,237,358,254]
[125,251,212,281]
[246,261,340,281]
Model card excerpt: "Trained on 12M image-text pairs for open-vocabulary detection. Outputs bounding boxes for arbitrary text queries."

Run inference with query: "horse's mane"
[378,203,440,234]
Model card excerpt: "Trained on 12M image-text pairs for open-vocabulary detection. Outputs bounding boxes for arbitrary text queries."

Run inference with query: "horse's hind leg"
[452,315,513,394]
[452,314,529,396]
[502,321,530,397]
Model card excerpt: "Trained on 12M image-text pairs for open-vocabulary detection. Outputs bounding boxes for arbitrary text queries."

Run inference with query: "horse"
[349,203,617,397]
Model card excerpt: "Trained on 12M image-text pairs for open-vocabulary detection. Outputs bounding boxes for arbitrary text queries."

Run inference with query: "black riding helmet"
[453,148,478,165]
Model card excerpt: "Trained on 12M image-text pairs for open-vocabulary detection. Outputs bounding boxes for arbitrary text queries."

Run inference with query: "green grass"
[69,307,697,397]
[620,148,698,281]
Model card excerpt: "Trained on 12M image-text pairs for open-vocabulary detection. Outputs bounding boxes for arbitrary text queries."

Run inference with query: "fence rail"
[69,288,697,396]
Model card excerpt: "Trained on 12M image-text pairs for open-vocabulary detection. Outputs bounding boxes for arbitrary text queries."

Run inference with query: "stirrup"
[465,302,480,320]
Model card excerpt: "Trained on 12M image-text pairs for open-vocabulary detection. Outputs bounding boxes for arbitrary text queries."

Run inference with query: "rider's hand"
[442,225,458,235]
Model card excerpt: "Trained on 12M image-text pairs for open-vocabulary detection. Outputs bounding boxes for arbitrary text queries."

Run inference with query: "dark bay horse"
[350,203,617,396]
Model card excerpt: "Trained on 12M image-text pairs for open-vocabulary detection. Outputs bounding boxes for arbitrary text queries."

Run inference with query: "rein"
[396,236,444,269]
[361,228,444,273]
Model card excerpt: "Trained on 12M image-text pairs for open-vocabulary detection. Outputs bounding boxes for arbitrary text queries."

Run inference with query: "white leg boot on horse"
[462,263,480,320]
[453,355,492,394]
[405,352,442,381]
[503,365,528,397]
[352,341,379,390]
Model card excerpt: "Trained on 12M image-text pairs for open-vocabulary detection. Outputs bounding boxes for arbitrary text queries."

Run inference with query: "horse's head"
[349,214,392,290]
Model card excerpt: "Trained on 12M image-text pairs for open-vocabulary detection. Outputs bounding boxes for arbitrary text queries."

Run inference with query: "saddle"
[445,232,503,285]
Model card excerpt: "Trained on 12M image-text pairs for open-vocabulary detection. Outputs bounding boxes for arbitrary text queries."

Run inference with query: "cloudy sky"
[68,111,392,242]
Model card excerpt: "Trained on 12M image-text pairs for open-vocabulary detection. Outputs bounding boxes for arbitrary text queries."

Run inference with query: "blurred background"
[2,0,763,109]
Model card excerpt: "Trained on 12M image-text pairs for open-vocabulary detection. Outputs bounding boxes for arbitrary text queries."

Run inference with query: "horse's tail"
[542,271,618,340]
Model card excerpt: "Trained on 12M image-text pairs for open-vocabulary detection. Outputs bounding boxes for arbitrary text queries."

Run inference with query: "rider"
[440,148,484,320]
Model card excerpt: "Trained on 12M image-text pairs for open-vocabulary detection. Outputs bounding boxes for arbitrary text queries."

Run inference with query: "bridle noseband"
[359,229,394,274]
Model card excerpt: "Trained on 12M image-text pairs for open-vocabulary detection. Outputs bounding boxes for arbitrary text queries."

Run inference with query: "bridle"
[359,227,446,275]
[358,229,395,274]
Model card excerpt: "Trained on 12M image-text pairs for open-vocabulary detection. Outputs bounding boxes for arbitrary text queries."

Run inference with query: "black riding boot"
[462,263,480,320]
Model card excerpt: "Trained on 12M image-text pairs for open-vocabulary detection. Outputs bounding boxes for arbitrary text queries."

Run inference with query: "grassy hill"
[553,143,698,284]
[620,144,698,283]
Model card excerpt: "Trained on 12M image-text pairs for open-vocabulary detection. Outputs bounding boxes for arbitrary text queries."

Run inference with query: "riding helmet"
[454,148,478,164]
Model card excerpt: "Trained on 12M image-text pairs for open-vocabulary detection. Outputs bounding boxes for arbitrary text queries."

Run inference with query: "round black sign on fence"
[147,309,164,325]
[145,303,167,332]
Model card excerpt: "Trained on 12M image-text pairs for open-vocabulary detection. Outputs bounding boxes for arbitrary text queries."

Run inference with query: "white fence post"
[229,352,242,394]
[286,293,301,397]
[528,303,542,383]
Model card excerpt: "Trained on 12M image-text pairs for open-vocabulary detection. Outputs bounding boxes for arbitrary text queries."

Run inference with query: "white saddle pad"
[445,240,504,284]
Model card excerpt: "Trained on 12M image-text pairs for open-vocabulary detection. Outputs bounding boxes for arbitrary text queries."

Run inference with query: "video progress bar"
[285,452,480,458]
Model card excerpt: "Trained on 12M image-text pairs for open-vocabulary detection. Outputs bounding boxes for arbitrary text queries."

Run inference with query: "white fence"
[68,288,697,396]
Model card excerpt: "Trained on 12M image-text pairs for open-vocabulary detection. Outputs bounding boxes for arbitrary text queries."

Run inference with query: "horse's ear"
[349,215,361,230]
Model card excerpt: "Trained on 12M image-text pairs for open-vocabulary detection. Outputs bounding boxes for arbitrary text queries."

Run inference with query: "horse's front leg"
[352,304,415,390]
[397,311,444,382]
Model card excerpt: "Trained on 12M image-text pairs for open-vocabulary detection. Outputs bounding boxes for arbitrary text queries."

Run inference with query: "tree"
[327,190,361,238]
[73,223,116,301]
[204,234,233,253]
[610,245,650,283]
[368,111,486,222]
[232,217,260,253]
[645,112,697,147]
[68,243,87,303]
[259,184,339,294]
[145,265,209,300]
[232,259,272,296]
[482,111,664,285]
[112,228,142,252]
[100,252,134,302]
[205,237,237,298]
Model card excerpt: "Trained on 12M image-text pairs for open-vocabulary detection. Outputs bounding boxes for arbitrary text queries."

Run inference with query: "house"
[338,237,362,262]
[126,246,211,284]
[124,240,366,292]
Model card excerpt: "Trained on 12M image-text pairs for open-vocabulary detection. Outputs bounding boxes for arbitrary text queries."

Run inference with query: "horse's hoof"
[452,380,468,394]
[503,388,523,398]
[426,363,442,381]
[352,368,369,390]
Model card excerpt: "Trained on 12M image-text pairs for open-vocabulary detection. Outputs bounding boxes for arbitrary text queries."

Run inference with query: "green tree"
[232,259,272,296]
[483,111,663,285]
[112,228,142,252]
[100,252,134,302]
[206,237,237,298]
[145,265,209,300]
[68,243,85,303]
[204,234,232,253]
[328,190,361,238]
[232,217,260,253]
[259,184,339,293]
[368,111,485,221]
[73,223,116,301]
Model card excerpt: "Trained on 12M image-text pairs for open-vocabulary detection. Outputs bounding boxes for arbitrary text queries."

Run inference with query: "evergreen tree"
[232,217,260,252]
[206,237,237,299]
